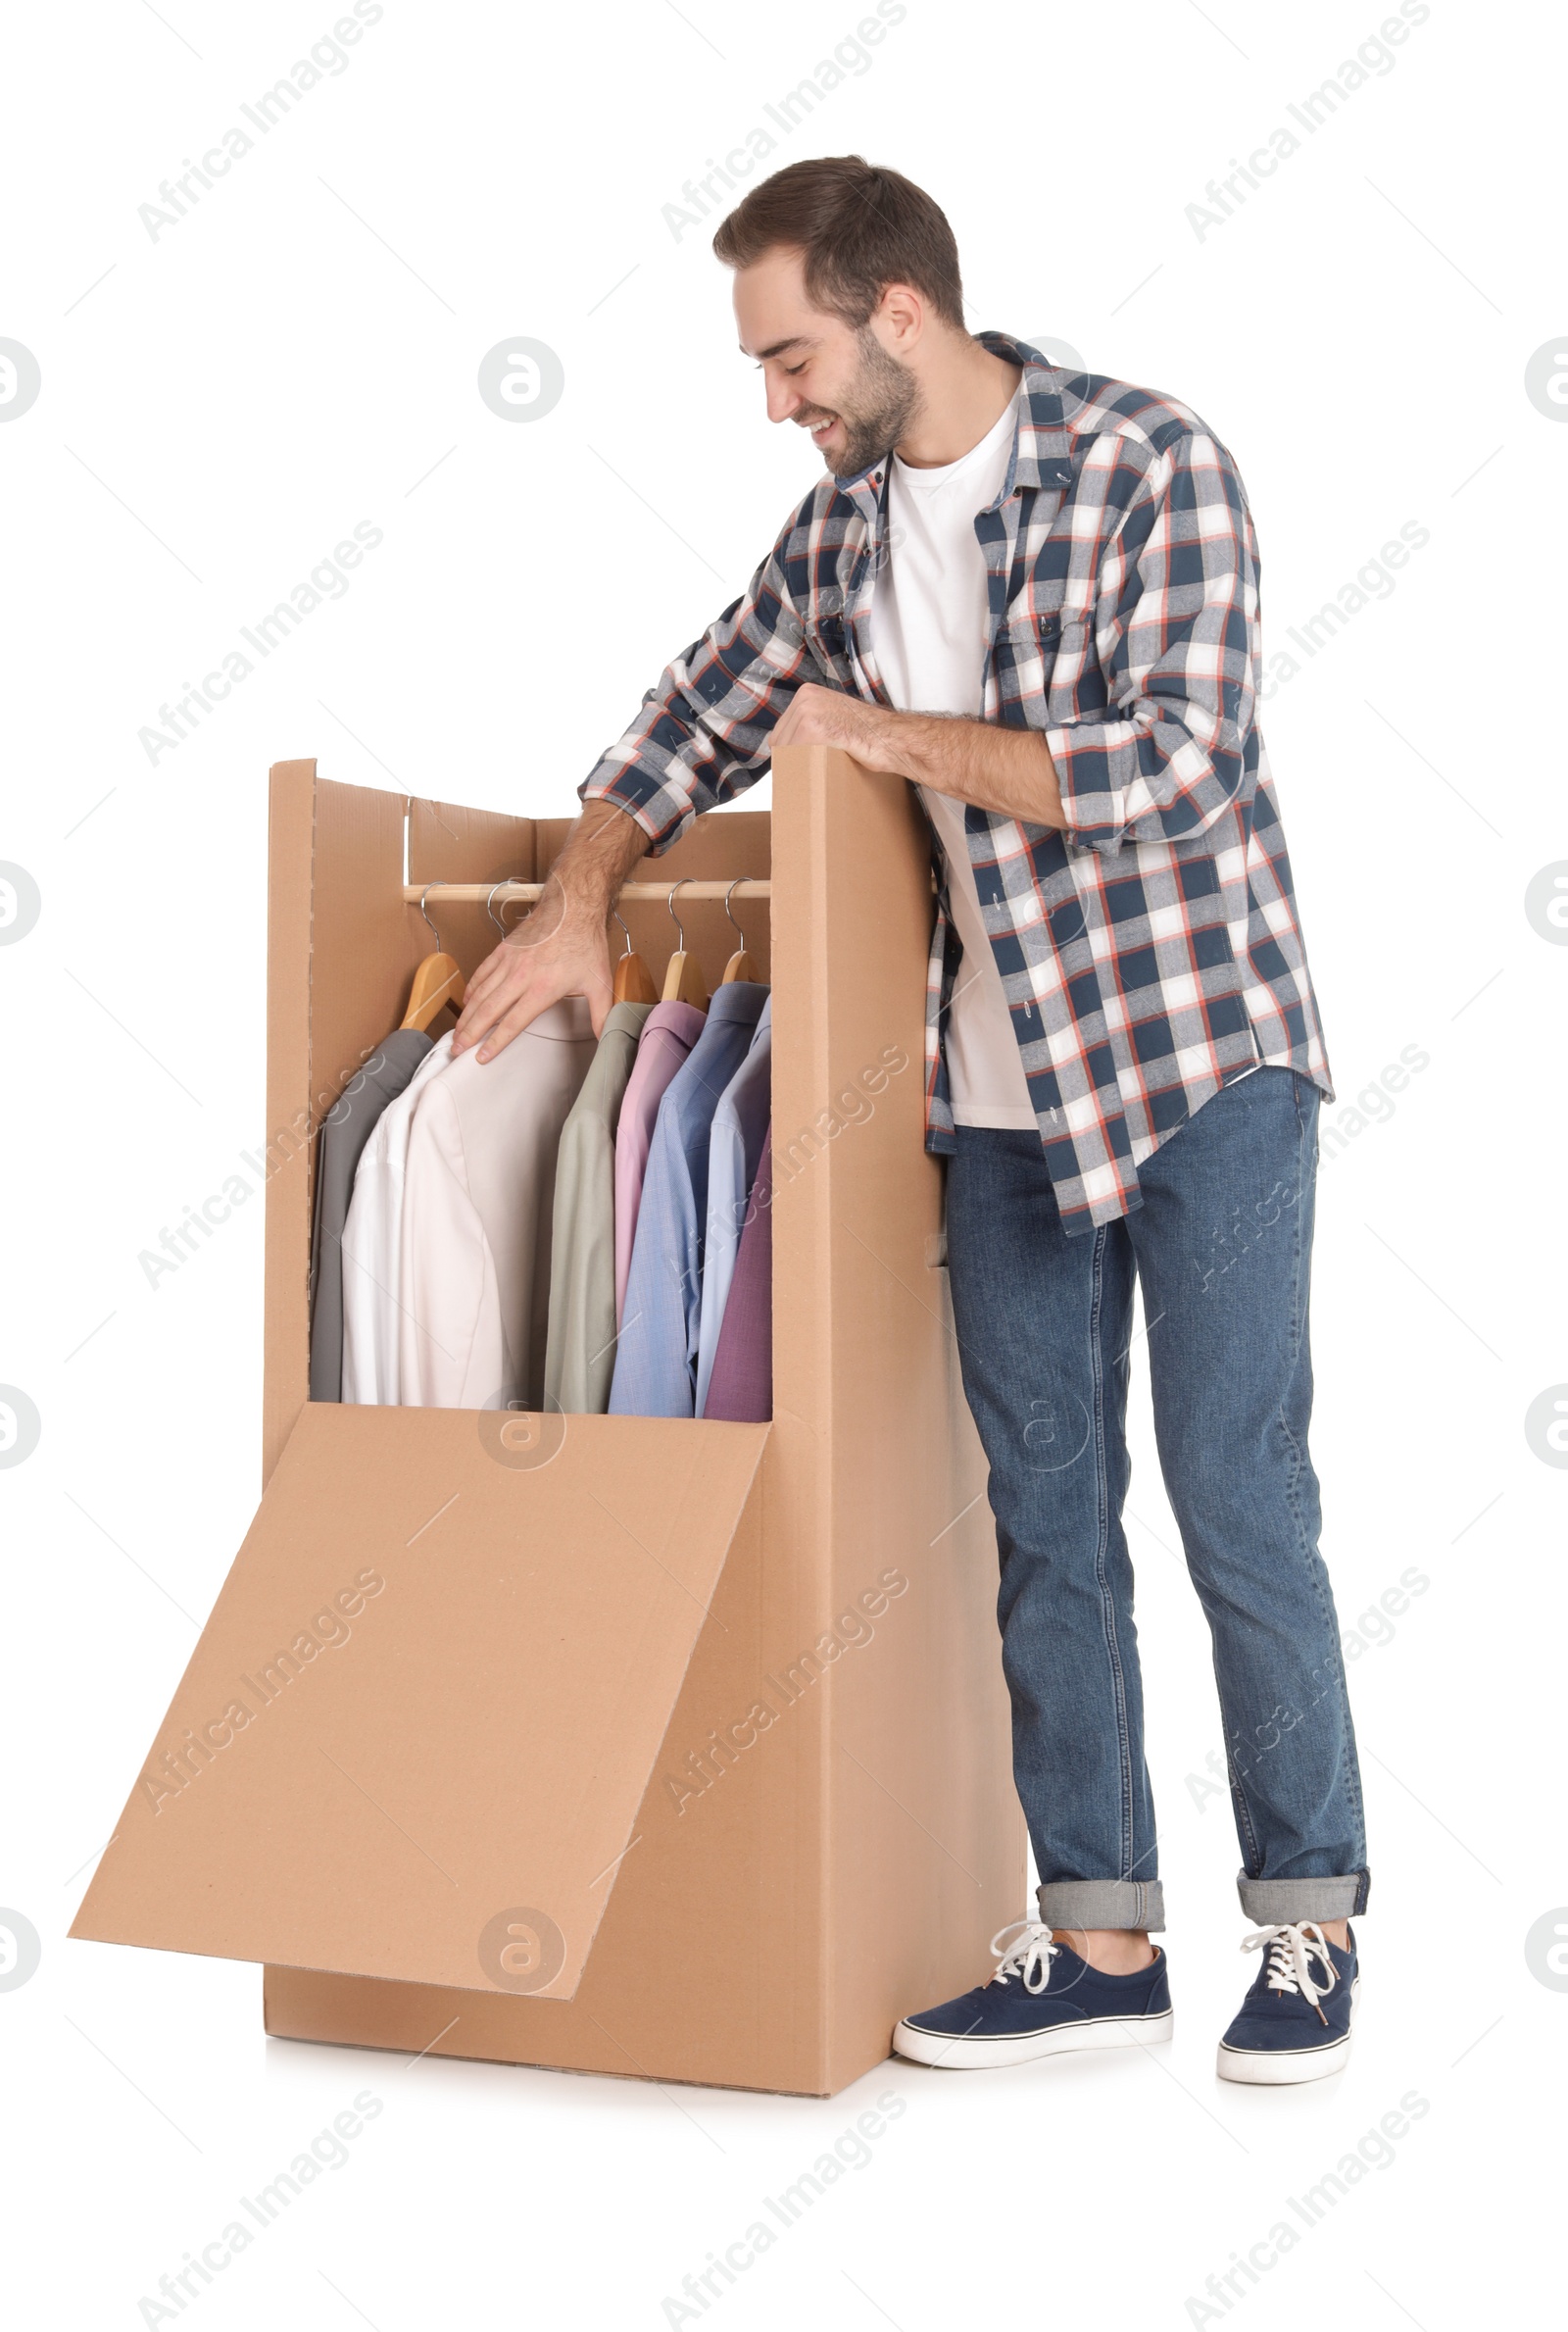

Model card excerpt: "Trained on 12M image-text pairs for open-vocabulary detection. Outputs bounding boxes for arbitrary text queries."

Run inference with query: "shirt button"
[1038,613,1061,641]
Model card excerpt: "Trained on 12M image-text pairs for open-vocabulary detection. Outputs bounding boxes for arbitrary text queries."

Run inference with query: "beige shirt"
[398,1001,597,1410]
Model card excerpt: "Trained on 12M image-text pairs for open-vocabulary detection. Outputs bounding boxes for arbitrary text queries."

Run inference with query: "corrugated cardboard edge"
[263,760,317,1483]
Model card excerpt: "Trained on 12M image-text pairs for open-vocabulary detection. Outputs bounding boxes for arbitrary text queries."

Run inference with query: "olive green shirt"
[543,1001,655,1414]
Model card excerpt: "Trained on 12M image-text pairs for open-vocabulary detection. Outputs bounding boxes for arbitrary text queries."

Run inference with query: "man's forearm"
[548,796,655,920]
[770,682,1067,828]
[864,709,1066,827]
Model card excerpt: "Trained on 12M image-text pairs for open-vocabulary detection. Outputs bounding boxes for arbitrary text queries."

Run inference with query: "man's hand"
[450,884,612,1063]
[451,797,651,1062]
[770,681,897,763]
[770,681,1065,827]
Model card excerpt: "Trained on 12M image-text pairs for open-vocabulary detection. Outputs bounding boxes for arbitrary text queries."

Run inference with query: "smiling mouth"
[803,415,838,442]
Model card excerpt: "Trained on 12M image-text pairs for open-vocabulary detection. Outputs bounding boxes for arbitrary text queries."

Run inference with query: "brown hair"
[710,155,965,332]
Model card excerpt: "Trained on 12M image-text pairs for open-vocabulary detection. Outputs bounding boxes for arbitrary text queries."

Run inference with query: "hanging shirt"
[543,999,654,1415]
[309,1028,435,1401]
[398,1000,597,1410]
[612,1000,709,1329]
[695,997,771,1417]
[610,982,768,1418]
[868,392,1039,1129]
[704,1126,772,1424]
[341,1032,455,1405]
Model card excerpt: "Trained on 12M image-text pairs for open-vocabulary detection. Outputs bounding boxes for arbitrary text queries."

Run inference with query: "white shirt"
[398,1000,597,1410]
[340,1033,455,1405]
[867,391,1038,1130]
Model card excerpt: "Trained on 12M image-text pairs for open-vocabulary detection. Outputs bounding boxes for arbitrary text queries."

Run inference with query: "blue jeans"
[945,1067,1369,1931]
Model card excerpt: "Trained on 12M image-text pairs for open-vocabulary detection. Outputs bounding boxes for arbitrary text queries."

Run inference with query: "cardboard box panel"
[262,1451,839,2095]
[260,752,1019,2095]
[71,1404,768,1998]
[769,757,1022,2088]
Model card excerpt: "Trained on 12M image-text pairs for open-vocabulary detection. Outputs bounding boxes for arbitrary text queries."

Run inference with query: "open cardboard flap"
[71,1404,768,1999]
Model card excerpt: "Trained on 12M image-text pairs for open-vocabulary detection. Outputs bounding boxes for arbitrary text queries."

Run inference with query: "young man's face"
[733,245,919,479]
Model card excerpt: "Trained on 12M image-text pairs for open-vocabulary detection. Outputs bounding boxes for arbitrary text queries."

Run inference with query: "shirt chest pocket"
[994,602,1103,723]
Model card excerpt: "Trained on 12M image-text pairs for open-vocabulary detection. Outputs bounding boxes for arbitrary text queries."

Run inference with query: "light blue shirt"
[609,982,769,1417]
[695,998,771,1417]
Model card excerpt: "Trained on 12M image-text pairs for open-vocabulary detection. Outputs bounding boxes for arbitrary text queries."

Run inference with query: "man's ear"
[872,281,926,356]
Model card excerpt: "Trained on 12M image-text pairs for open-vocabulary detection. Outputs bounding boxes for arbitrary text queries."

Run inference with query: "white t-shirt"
[867,392,1038,1129]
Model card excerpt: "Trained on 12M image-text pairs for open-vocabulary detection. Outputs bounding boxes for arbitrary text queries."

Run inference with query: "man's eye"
[786,364,806,376]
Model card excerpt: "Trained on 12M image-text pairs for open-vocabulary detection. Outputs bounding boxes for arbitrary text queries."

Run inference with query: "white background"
[1,0,1563,2324]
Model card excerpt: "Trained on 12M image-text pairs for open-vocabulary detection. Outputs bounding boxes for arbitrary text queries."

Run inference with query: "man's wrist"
[869,709,947,784]
[865,705,908,772]
[533,795,652,929]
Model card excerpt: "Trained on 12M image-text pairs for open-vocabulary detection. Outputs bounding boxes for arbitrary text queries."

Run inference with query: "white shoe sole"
[893,2008,1173,2070]
[1215,1977,1360,2086]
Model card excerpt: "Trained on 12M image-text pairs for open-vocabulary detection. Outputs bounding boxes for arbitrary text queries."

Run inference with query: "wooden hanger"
[611,910,658,1005]
[719,879,760,985]
[401,883,466,1031]
[661,879,709,1011]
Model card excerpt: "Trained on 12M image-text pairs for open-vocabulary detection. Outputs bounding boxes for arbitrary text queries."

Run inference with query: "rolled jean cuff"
[1038,1879,1166,1932]
[1237,1870,1370,1923]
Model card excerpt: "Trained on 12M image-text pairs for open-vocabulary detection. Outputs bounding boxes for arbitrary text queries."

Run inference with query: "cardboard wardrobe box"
[71,746,1020,2095]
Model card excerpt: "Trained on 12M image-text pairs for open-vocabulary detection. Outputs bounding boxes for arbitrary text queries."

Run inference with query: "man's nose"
[764,372,803,425]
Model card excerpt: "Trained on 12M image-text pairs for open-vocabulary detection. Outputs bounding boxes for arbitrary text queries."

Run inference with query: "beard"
[800,326,922,478]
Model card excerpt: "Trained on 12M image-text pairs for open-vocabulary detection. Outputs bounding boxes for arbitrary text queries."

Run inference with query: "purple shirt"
[703,1126,772,1423]
[612,1001,707,1328]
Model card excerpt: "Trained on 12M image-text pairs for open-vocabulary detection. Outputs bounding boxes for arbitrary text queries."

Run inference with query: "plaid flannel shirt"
[579,330,1334,1233]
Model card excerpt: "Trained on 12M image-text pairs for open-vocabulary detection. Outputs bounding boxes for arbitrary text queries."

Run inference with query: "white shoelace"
[988,1919,1059,1995]
[1242,1920,1339,2024]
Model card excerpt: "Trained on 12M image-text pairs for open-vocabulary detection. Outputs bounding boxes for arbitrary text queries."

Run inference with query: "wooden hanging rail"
[401,880,772,904]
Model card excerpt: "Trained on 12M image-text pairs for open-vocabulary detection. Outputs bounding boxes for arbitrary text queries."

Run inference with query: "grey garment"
[1235,1872,1365,1924]
[544,1001,654,1414]
[308,1027,433,1401]
[1037,1879,1166,1935]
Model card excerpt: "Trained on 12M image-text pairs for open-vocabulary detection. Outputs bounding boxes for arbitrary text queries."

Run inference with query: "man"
[453,156,1368,2085]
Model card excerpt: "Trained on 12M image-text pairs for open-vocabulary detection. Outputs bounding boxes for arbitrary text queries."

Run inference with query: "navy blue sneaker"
[893,1922,1173,2069]
[1216,1922,1359,2085]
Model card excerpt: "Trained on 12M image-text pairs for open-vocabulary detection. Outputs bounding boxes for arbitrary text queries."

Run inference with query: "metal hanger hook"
[487,877,523,938]
[612,909,634,960]
[722,879,748,952]
[666,876,696,954]
[416,882,443,950]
